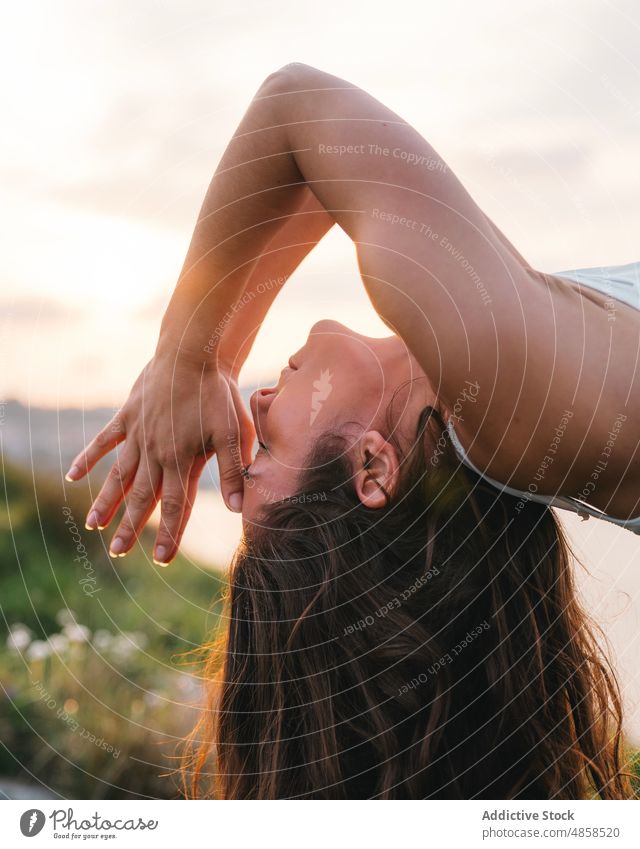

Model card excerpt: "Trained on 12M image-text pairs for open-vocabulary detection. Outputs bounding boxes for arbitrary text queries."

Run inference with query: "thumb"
[216,408,246,513]
[230,380,256,469]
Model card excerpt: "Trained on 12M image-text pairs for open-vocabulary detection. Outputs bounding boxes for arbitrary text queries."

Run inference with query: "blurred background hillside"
[0,456,226,798]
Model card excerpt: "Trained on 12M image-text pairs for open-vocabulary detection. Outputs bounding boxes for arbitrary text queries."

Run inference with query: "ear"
[354,431,400,509]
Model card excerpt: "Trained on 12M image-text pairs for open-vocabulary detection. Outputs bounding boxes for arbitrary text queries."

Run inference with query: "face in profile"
[242,319,434,523]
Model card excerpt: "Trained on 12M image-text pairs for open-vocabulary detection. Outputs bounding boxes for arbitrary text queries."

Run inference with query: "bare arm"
[67,62,584,562]
[216,187,334,377]
[66,164,333,565]
[158,62,561,483]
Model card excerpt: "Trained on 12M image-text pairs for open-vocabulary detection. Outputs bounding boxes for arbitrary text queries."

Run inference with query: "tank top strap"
[444,419,640,530]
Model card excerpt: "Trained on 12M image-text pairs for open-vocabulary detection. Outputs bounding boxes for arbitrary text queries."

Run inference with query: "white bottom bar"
[0,799,638,848]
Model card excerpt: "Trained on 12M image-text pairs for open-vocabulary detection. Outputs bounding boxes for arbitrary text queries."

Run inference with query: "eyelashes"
[242,441,268,481]
[243,441,268,479]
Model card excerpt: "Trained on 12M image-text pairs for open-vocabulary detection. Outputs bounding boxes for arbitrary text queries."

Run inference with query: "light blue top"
[555,259,640,311]
[446,260,640,534]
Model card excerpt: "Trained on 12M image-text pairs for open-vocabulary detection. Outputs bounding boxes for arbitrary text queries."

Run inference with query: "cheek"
[269,383,313,437]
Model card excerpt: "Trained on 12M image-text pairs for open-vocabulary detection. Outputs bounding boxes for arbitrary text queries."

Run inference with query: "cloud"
[0,1,272,231]
[41,84,233,231]
[0,295,80,323]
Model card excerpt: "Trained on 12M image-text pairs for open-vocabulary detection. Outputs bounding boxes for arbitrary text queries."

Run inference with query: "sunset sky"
[1,0,640,407]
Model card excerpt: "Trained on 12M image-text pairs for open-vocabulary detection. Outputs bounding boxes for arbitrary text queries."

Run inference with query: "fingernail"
[228,492,243,513]
[153,545,168,566]
[85,510,100,530]
[65,465,80,482]
[109,537,126,557]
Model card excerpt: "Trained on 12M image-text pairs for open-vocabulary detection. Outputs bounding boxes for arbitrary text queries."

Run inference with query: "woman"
[67,64,639,797]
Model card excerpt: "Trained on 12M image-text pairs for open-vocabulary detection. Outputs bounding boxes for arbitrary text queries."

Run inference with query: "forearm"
[216,188,334,378]
[155,63,402,367]
[156,72,316,364]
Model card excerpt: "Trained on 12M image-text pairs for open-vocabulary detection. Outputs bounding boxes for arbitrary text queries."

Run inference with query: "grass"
[0,461,227,798]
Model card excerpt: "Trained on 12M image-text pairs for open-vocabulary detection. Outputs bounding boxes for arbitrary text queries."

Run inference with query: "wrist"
[154,336,220,372]
[216,351,244,381]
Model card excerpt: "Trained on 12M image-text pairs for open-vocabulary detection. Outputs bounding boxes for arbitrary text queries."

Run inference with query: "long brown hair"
[182,405,632,799]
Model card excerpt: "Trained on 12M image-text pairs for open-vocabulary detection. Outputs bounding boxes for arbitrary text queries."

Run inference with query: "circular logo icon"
[20,809,46,837]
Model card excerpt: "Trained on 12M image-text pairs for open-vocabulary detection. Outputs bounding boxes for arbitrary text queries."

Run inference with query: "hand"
[65,351,255,565]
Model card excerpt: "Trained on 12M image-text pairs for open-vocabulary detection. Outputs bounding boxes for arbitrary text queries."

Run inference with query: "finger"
[84,445,140,530]
[238,411,256,472]
[215,407,245,513]
[158,454,208,566]
[232,384,257,469]
[152,459,192,566]
[108,459,162,557]
[65,413,126,481]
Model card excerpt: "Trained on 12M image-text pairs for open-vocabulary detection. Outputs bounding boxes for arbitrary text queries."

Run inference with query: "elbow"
[259,62,319,94]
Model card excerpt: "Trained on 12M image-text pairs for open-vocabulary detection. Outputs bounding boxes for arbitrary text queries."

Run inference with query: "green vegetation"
[0,462,227,798]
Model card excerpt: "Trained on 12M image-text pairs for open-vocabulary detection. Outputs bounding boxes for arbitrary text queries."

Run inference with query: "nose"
[250,387,275,413]
[249,387,276,434]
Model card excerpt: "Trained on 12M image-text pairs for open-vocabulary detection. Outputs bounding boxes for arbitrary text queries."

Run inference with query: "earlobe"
[354,431,400,509]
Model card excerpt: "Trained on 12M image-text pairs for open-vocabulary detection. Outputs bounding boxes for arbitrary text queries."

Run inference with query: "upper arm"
[266,64,557,463]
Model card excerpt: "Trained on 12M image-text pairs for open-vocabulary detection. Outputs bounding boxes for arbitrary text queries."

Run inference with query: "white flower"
[27,640,52,661]
[92,629,114,651]
[110,635,135,659]
[55,609,77,627]
[177,675,201,697]
[47,633,69,653]
[105,631,149,660]
[62,623,91,642]
[123,631,148,650]
[6,623,33,652]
